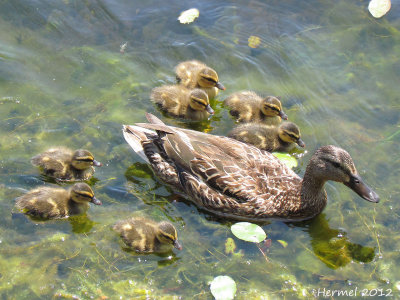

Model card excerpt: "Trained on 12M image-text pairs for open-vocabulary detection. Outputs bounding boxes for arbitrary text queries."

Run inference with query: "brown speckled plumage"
[31,147,102,181]
[228,122,305,152]
[175,60,225,99]
[224,91,287,125]
[123,113,379,222]
[15,183,101,219]
[151,85,213,120]
[113,217,182,253]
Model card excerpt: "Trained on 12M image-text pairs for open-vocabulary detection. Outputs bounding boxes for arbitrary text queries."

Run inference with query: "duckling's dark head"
[261,96,288,120]
[157,221,182,250]
[70,183,102,205]
[308,145,379,203]
[278,122,305,148]
[198,67,225,90]
[189,89,214,114]
[71,149,102,170]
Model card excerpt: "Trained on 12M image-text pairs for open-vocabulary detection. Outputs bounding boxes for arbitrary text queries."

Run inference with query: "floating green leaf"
[231,222,266,243]
[368,0,391,18]
[277,240,288,248]
[178,8,200,24]
[210,276,236,300]
[272,152,298,169]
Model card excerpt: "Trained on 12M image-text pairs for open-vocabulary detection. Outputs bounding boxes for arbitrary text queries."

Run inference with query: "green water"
[0,0,399,298]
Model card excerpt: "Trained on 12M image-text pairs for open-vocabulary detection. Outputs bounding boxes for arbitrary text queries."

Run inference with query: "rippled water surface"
[1,0,399,298]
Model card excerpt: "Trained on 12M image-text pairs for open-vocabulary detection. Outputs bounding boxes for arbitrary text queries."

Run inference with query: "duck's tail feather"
[122,125,152,163]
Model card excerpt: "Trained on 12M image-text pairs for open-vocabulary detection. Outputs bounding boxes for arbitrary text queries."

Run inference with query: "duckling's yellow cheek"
[28,198,37,204]
[42,157,50,162]
[122,224,132,230]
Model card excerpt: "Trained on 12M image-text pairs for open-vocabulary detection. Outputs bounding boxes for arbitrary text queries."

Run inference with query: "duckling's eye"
[203,77,217,84]
[332,161,341,168]
[192,99,207,107]
[77,158,94,162]
[353,178,360,184]
[265,105,280,112]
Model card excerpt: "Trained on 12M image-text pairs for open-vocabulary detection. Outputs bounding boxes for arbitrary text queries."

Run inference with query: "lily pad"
[231,222,266,243]
[368,0,391,18]
[178,8,200,24]
[210,276,236,300]
[272,152,298,169]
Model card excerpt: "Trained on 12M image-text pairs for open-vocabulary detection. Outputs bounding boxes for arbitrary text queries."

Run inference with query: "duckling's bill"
[296,138,305,148]
[174,239,183,250]
[91,196,102,205]
[93,160,103,167]
[279,110,288,120]
[216,82,225,90]
[206,104,215,115]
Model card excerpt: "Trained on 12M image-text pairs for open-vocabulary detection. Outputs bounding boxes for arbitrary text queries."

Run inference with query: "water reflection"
[292,214,375,269]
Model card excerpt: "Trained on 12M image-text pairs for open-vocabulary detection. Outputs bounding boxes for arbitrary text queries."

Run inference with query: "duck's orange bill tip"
[174,240,183,250]
[206,105,215,115]
[297,139,305,148]
[216,82,225,90]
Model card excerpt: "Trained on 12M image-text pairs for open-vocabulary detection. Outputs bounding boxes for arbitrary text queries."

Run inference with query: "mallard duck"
[223,91,288,125]
[228,122,305,152]
[151,85,214,121]
[175,60,225,99]
[122,113,379,222]
[15,183,101,219]
[31,147,102,181]
[113,217,182,253]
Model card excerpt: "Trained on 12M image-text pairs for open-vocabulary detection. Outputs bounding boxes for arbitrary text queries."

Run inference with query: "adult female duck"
[122,113,379,221]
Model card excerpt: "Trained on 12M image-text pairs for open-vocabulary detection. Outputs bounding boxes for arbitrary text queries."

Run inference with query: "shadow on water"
[289,213,375,269]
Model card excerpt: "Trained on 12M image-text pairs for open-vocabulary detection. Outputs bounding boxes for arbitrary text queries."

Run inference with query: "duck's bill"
[344,174,380,203]
[279,110,288,120]
[206,104,215,115]
[215,82,225,90]
[93,160,103,167]
[91,197,102,205]
[296,138,305,148]
[173,240,183,250]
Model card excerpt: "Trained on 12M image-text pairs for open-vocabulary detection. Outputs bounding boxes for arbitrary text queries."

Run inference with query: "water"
[0,0,399,298]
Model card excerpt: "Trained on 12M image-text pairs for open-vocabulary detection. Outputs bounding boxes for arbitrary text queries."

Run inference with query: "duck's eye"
[203,77,217,84]
[332,161,341,168]
[353,178,360,184]
[266,105,280,112]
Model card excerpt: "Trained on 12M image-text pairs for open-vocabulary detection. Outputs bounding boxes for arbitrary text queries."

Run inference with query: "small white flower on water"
[178,8,199,24]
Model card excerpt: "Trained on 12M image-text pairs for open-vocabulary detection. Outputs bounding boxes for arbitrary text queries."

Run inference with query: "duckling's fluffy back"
[15,187,72,219]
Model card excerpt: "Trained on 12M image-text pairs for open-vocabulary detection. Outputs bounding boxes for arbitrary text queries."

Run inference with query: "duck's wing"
[135,114,297,204]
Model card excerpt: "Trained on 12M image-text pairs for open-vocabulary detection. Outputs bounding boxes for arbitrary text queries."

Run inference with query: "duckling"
[224,91,288,125]
[151,85,214,120]
[15,183,102,219]
[175,60,225,99]
[228,122,305,152]
[113,217,182,253]
[31,147,102,181]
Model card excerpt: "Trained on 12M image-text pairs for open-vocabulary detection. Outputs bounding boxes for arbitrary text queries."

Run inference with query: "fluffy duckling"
[151,85,214,121]
[31,147,102,181]
[113,217,182,253]
[15,183,102,219]
[175,60,225,99]
[224,91,288,125]
[228,121,305,152]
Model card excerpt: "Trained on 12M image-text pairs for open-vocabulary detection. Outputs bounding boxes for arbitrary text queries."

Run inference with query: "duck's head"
[70,183,102,205]
[157,221,182,250]
[278,122,305,148]
[198,67,225,91]
[71,149,102,170]
[309,145,379,203]
[189,89,214,115]
[261,96,288,119]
